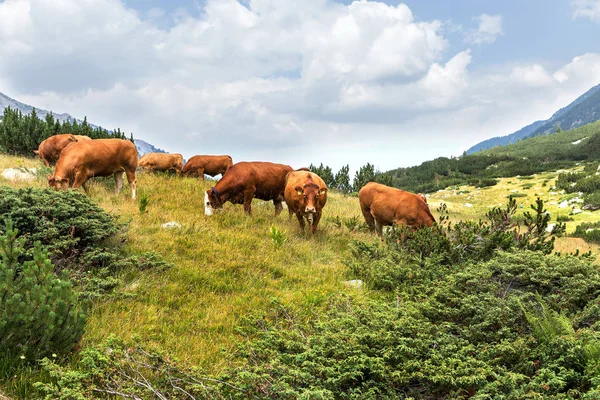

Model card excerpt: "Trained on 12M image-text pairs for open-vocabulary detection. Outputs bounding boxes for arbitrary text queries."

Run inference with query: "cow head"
[295,183,326,223]
[205,187,222,216]
[47,175,68,190]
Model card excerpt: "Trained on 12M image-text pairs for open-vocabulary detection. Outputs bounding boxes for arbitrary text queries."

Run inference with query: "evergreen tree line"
[0,106,133,156]
[309,162,392,193]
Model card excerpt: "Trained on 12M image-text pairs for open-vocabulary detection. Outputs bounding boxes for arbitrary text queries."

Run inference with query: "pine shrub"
[0,220,86,359]
[0,187,119,265]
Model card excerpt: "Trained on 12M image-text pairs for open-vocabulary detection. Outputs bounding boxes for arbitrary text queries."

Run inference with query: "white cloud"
[1,0,600,172]
[465,13,503,44]
[571,0,600,22]
[510,65,554,87]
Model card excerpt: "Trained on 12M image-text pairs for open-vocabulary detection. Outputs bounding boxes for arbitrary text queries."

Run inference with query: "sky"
[1,0,600,174]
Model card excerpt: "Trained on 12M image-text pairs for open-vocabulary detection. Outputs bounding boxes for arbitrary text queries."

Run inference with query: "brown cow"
[73,135,92,141]
[138,152,184,174]
[205,161,293,215]
[33,134,77,166]
[359,182,435,236]
[284,170,328,234]
[47,139,138,199]
[182,155,233,180]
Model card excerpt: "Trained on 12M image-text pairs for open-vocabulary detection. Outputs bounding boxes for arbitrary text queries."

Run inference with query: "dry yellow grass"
[1,154,598,373]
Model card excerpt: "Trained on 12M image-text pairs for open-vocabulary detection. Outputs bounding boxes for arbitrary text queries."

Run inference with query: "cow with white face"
[205,161,293,216]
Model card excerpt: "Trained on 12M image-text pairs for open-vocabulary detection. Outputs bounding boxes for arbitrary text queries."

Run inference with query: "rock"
[546,223,555,233]
[464,203,473,208]
[583,204,600,211]
[559,201,569,209]
[572,209,583,215]
[161,221,182,229]
[569,197,583,204]
[548,201,558,205]
[1,168,37,181]
[343,280,363,289]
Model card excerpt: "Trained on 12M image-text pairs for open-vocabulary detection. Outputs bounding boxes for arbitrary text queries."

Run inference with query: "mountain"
[0,91,76,123]
[135,139,166,156]
[0,91,163,157]
[467,83,600,154]
[466,120,546,154]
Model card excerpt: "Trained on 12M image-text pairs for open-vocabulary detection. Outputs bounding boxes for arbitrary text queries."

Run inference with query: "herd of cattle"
[36,134,435,235]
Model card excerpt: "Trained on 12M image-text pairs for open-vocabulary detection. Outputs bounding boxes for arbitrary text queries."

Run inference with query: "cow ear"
[295,186,303,196]
[319,188,327,196]
[33,150,39,154]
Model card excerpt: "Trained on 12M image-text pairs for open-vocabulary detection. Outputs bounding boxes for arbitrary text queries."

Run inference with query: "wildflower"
[52,353,57,358]
[20,355,25,360]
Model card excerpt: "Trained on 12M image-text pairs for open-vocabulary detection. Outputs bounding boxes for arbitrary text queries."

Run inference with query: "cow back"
[215,161,293,201]
[56,139,138,178]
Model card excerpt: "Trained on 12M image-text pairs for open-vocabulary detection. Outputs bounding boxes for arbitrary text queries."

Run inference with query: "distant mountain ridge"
[467,83,600,154]
[0,91,164,157]
[0,91,76,124]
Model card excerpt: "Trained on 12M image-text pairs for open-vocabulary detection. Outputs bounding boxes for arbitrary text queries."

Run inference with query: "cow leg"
[311,212,322,235]
[243,190,254,214]
[114,171,124,194]
[71,173,88,192]
[197,168,205,181]
[274,199,284,216]
[296,213,306,231]
[125,169,137,200]
[81,180,90,194]
[361,204,375,233]
[374,219,383,237]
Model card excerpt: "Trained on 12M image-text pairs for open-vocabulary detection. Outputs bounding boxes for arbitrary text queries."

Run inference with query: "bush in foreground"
[0,220,86,360]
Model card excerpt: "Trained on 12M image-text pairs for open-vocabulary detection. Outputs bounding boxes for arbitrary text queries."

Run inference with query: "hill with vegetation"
[2,150,600,398]
[388,120,600,195]
[467,83,600,154]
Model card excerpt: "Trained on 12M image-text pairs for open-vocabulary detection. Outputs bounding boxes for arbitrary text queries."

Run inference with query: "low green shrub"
[557,214,575,222]
[573,222,600,244]
[0,187,119,264]
[583,191,600,210]
[0,220,86,360]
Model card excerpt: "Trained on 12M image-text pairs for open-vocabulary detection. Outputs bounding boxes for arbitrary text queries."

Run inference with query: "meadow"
[2,153,600,398]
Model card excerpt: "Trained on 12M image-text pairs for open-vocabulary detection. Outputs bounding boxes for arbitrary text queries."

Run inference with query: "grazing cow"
[205,161,293,215]
[34,134,77,166]
[284,170,328,234]
[359,182,435,236]
[182,155,233,180]
[47,139,138,199]
[138,153,184,174]
[73,135,92,142]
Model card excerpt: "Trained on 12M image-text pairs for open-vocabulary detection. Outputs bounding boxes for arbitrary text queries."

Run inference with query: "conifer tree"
[0,220,87,359]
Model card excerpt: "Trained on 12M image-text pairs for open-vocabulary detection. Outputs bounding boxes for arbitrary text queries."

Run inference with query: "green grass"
[1,155,374,373]
[2,153,599,379]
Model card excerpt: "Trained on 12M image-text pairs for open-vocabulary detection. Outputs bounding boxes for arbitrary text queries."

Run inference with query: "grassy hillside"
[389,120,600,193]
[0,155,374,372]
[2,154,600,398]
